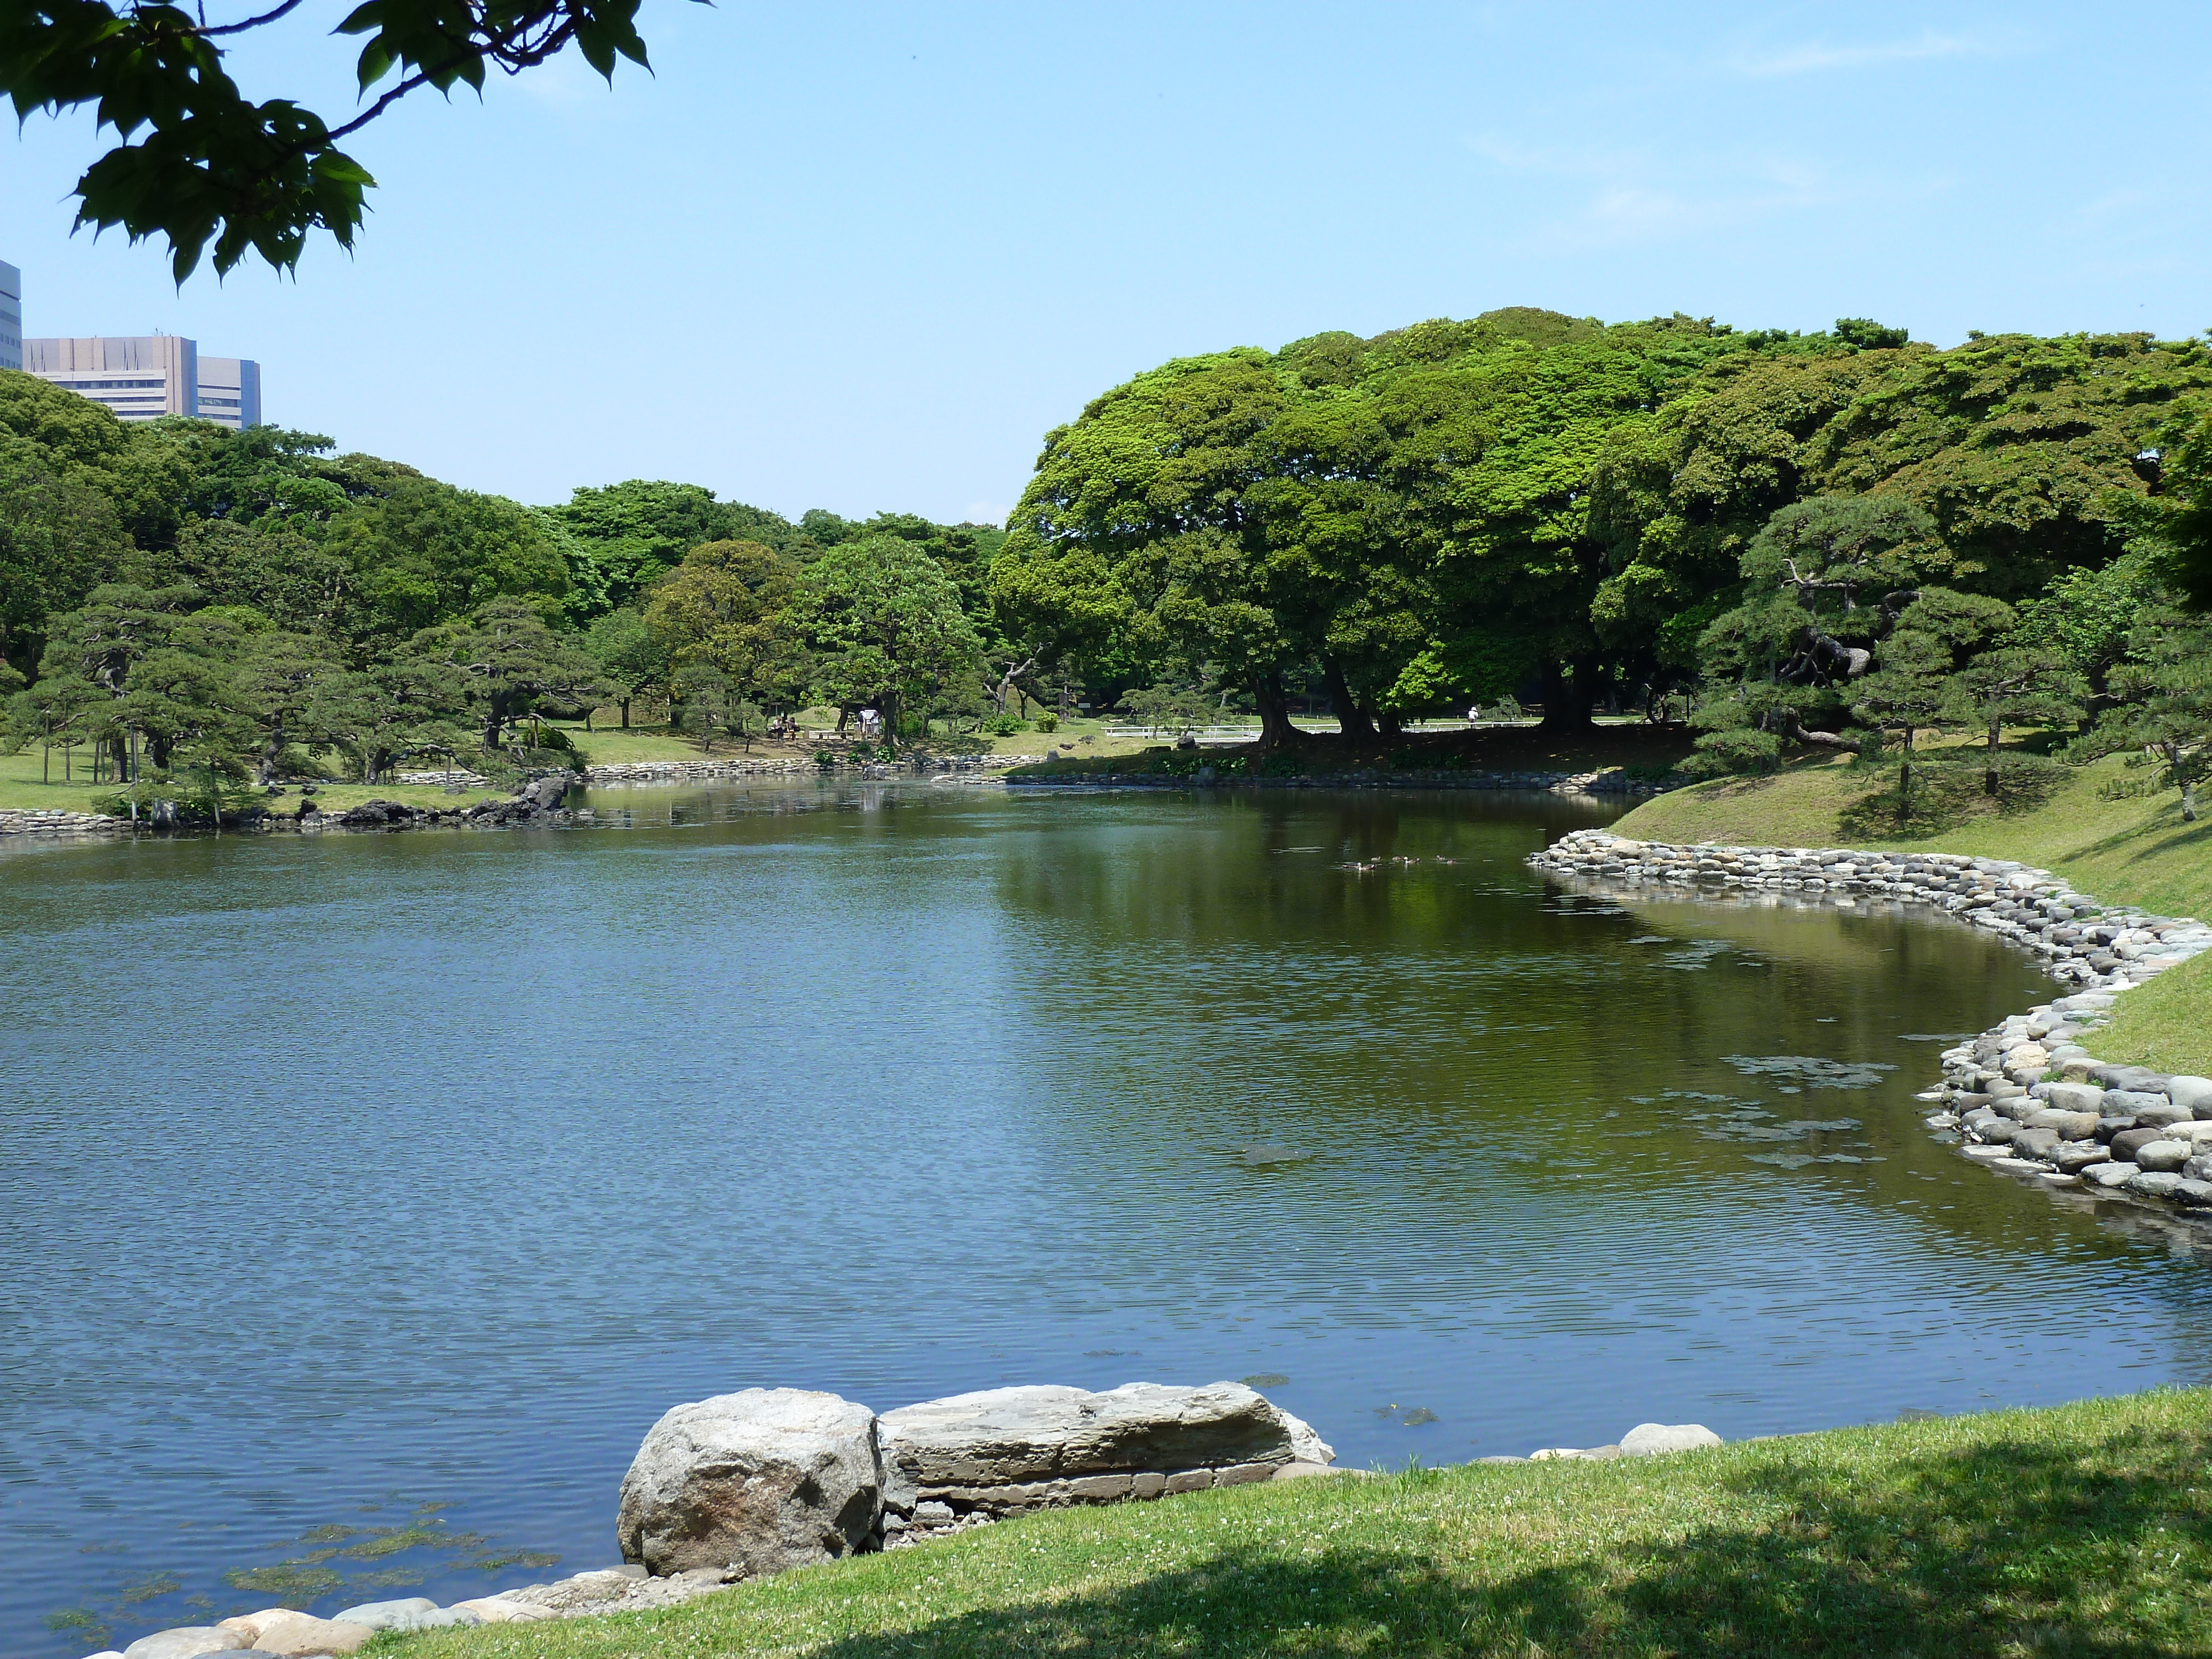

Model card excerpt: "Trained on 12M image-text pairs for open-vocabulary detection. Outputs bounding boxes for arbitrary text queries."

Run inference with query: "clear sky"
[4,2,2207,525]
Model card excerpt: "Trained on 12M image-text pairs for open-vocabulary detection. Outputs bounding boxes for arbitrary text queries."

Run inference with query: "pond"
[4,781,2211,1656]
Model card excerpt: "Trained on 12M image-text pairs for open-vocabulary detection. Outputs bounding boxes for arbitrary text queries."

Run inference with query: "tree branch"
[194,1,307,38]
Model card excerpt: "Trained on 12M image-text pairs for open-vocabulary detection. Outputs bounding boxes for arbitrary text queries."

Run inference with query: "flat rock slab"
[879,1382,1332,1509]
[125,1632,252,1659]
[1620,1423,1724,1457]
[617,1387,882,1578]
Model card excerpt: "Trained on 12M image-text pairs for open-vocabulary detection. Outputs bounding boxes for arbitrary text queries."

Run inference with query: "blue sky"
[4,2,2206,524]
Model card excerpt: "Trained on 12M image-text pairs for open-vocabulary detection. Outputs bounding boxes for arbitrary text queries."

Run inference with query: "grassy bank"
[385,1389,2212,1659]
[1613,750,2212,1076]
[0,745,509,818]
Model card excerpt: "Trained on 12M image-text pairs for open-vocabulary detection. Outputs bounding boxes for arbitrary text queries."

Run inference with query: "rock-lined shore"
[85,1381,1736,1658]
[1530,829,2212,1214]
[0,807,124,837]
[88,1381,1341,1659]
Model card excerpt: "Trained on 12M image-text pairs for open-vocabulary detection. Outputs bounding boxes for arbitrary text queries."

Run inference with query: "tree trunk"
[619,697,632,729]
[1376,707,1403,739]
[1322,661,1374,743]
[1538,659,1594,732]
[1253,672,1296,749]
[1985,721,2001,796]
[1898,727,1915,826]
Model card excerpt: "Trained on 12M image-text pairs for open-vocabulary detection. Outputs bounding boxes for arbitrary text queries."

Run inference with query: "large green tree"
[401,597,601,752]
[642,538,801,706]
[325,476,568,650]
[547,480,801,618]
[796,535,979,752]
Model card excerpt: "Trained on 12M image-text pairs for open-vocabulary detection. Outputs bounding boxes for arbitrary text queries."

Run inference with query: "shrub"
[1035,712,1060,733]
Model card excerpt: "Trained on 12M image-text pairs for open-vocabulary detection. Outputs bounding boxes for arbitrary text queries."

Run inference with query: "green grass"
[382,1389,2212,1659]
[0,744,509,818]
[1614,748,2212,1076]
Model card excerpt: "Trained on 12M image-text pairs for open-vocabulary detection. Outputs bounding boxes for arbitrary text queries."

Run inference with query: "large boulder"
[617,1388,882,1579]
[879,1381,1331,1511]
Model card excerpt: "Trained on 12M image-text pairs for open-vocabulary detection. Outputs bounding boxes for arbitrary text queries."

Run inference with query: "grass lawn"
[0,744,509,818]
[384,1388,2212,1659]
[1613,748,2212,1076]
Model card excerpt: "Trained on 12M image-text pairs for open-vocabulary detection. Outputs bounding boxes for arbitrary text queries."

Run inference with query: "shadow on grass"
[1837,758,2069,842]
[807,1428,2212,1657]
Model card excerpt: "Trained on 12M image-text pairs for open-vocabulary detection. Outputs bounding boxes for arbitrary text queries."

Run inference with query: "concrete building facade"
[23,335,264,429]
[25,335,199,420]
[2,260,264,426]
[195,355,262,429]
[0,262,20,372]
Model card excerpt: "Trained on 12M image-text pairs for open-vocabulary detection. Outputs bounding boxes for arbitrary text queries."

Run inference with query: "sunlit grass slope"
[384,1389,2212,1659]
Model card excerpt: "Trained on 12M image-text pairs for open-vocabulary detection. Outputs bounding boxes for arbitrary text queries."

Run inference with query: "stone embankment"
[1530,829,2212,1214]
[0,807,123,836]
[1011,765,1672,795]
[90,1379,1734,1659]
[583,754,1042,784]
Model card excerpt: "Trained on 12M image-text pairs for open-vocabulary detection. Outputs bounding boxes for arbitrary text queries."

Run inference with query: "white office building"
[0,262,21,372]
[195,356,262,429]
[23,333,263,429]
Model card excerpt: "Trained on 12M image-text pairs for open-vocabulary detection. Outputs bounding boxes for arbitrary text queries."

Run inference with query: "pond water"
[6,781,2212,1655]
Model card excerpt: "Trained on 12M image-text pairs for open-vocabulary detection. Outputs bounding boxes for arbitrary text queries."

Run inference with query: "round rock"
[2135,1139,2191,1173]
[616,1387,883,1579]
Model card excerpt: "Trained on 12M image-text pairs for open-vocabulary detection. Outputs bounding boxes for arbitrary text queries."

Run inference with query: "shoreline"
[1007,763,1672,795]
[1530,829,2212,1221]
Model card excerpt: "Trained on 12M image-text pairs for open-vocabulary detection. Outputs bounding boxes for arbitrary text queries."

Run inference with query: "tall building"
[24,334,264,429]
[196,355,262,429]
[0,262,20,372]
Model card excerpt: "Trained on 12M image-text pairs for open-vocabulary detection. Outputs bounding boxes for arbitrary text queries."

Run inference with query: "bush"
[1035,712,1060,733]
[1679,724,1783,779]
[986,712,1026,736]
[813,747,838,769]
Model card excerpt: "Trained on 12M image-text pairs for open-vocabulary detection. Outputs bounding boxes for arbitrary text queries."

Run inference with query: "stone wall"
[0,807,122,836]
[1530,829,2212,1214]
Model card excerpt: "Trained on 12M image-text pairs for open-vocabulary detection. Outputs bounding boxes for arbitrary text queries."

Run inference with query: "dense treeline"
[7,302,2212,818]
[0,371,1020,800]
[992,307,2212,815]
